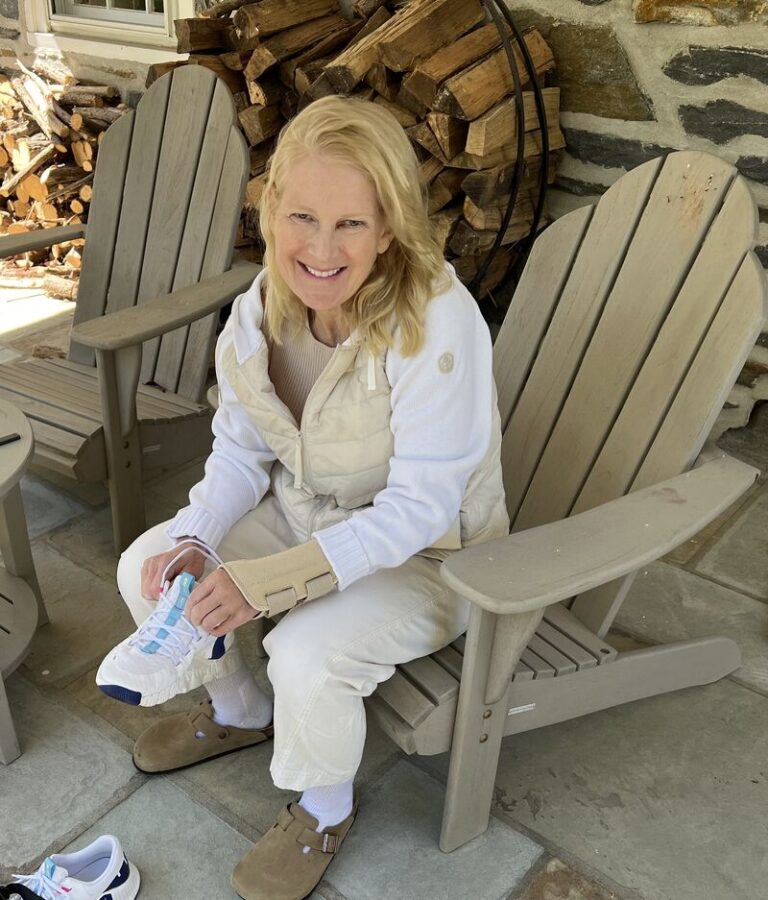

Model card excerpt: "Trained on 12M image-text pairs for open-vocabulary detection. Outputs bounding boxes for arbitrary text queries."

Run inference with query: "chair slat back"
[68,67,249,402]
[494,151,766,536]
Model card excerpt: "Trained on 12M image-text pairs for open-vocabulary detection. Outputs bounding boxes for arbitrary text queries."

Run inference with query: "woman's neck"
[309,309,349,347]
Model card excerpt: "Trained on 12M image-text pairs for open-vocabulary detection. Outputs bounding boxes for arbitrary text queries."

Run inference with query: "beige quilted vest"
[220,322,509,557]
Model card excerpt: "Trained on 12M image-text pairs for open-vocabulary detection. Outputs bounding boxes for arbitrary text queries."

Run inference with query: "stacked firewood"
[160,0,563,298]
[0,57,130,295]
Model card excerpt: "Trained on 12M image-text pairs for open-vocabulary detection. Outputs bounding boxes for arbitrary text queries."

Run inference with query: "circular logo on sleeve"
[438,352,454,373]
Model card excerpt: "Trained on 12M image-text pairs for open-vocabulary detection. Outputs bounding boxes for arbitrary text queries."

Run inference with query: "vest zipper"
[293,434,303,490]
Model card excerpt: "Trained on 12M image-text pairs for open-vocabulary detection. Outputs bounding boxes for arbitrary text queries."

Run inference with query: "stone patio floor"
[2,300,768,899]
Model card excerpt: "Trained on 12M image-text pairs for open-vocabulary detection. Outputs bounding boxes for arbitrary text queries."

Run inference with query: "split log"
[146,62,184,87]
[0,143,55,197]
[246,76,284,108]
[353,0,387,17]
[433,28,555,120]
[430,204,462,251]
[376,0,485,73]
[238,103,283,146]
[234,0,341,48]
[10,75,69,141]
[464,87,560,158]
[188,55,245,94]
[43,272,78,300]
[399,22,504,113]
[175,17,232,53]
[460,156,554,207]
[277,18,363,91]
[426,112,467,160]
[374,96,419,128]
[70,106,123,131]
[53,85,119,100]
[448,122,565,171]
[453,246,514,295]
[420,155,444,185]
[449,216,532,255]
[428,168,465,214]
[249,144,272,176]
[31,57,76,88]
[220,50,252,71]
[462,191,533,231]
[365,64,399,101]
[244,15,350,80]
[407,120,446,161]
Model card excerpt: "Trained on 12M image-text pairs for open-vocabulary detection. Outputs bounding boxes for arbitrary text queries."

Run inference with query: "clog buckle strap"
[276,804,344,855]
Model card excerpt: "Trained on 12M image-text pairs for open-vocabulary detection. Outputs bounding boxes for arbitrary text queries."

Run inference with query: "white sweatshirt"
[166,264,500,589]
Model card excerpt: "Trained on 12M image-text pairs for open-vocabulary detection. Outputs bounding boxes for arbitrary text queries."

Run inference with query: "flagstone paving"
[2,423,768,898]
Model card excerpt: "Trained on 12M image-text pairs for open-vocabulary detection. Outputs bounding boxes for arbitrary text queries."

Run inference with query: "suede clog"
[231,801,357,900]
[132,699,273,773]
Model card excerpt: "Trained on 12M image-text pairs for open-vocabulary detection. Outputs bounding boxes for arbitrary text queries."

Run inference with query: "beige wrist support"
[221,539,338,618]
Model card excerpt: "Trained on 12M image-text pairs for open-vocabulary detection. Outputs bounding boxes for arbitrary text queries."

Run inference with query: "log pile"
[160,0,564,298]
[0,57,130,296]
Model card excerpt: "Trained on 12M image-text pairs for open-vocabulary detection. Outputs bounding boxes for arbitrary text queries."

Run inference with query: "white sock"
[206,661,273,731]
[299,780,355,850]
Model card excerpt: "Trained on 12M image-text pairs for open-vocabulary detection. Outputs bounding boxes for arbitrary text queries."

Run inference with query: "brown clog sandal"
[132,699,273,774]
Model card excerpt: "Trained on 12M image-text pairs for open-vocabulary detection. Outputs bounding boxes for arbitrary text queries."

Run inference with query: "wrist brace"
[221,539,338,618]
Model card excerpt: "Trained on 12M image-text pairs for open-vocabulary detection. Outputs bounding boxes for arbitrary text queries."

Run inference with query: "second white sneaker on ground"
[2,834,139,900]
[96,571,238,707]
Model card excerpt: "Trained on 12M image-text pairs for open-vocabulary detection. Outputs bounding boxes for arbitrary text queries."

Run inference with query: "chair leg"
[0,483,47,626]
[107,452,146,555]
[0,676,21,765]
[439,605,542,852]
[97,346,146,554]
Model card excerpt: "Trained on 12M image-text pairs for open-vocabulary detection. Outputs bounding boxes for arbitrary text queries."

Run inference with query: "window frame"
[25,0,196,57]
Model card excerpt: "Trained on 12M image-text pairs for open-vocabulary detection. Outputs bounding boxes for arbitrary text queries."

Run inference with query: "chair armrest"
[71,261,262,351]
[440,451,758,615]
[0,224,87,257]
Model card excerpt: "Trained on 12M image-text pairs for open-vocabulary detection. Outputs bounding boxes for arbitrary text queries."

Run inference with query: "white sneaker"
[2,834,139,900]
[96,571,237,707]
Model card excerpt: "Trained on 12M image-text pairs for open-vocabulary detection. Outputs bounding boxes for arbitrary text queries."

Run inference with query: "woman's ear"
[377,229,394,255]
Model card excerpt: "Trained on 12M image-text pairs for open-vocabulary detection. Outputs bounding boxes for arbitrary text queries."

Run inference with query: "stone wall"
[503,0,768,437]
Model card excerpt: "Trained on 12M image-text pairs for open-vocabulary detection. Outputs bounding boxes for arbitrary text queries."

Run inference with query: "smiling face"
[270,152,393,326]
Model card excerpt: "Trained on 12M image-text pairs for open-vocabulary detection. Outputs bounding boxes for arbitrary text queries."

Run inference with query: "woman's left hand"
[185,568,257,636]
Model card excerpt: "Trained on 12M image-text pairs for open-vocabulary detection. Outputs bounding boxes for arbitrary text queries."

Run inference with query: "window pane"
[111,0,149,9]
[71,0,108,7]
[154,0,164,10]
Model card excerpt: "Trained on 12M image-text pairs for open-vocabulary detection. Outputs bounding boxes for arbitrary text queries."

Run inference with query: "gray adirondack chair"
[0,66,259,552]
[365,150,767,852]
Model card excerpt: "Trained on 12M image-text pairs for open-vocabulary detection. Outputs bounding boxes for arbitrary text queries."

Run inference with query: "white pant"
[117,495,470,790]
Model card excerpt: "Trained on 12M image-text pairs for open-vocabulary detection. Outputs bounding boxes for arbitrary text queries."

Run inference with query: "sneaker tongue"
[43,857,69,884]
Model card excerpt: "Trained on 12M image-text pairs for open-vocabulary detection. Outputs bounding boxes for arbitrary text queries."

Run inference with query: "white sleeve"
[165,326,276,550]
[313,283,495,589]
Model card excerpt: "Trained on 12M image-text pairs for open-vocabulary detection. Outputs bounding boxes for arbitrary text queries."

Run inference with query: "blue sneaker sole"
[98,684,142,706]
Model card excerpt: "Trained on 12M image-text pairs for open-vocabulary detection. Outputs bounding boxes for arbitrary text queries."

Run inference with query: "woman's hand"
[140,541,207,601]
[186,568,256,636]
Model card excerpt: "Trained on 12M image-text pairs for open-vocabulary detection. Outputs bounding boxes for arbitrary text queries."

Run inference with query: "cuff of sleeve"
[166,507,227,551]
[313,521,372,590]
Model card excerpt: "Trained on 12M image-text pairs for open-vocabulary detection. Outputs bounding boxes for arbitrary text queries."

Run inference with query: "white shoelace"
[11,860,62,899]
[128,541,225,666]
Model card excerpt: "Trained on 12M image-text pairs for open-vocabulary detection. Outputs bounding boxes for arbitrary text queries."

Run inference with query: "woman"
[104,95,509,900]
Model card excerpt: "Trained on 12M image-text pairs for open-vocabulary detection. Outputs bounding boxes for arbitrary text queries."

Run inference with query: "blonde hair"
[259,95,451,357]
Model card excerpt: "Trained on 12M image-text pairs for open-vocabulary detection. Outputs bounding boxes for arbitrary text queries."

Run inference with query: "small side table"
[0,399,46,764]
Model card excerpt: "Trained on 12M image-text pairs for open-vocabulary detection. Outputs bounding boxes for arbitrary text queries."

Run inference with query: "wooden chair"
[0,66,259,553]
[365,150,767,852]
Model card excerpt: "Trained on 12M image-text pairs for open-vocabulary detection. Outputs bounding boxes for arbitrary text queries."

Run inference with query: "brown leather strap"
[298,828,342,854]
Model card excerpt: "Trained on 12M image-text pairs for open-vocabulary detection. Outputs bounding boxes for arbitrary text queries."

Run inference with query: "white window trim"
[25,0,195,61]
